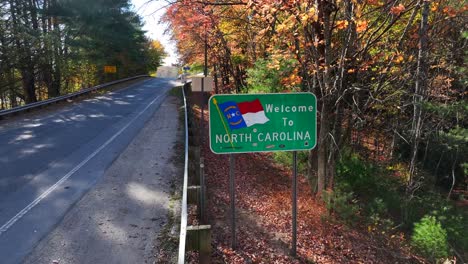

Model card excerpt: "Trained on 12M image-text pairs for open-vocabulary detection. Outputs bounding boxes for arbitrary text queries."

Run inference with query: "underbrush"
[328,151,467,262]
[326,151,401,231]
[406,193,468,262]
[272,151,309,173]
[269,148,467,262]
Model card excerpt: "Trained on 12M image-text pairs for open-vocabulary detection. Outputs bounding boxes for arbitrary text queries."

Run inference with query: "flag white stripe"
[243,111,269,127]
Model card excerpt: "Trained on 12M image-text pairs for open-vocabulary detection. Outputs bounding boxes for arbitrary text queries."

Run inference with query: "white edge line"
[0,91,165,236]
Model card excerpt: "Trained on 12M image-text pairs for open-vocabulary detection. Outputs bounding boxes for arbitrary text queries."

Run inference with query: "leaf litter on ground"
[187,107,424,264]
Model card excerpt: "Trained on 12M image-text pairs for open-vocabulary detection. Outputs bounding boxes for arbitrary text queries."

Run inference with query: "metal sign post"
[201,77,205,146]
[202,17,208,146]
[229,154,236,249]
[291,151,297,256]
[200,158,206,223]
[200,79,205,225]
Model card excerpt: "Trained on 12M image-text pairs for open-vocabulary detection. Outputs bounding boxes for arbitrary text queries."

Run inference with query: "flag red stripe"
[237,99,264,114]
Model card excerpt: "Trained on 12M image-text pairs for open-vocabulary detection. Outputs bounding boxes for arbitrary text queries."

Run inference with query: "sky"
[130,0,179,66]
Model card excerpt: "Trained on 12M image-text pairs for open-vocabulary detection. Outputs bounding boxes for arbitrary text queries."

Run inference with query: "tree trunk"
[307,149,318,193]
[408,0,430,191]
[306,74,318,193]
[42,0,55,98]
[390,123,397,159]
[21,70,36,103]
[327,154,335,191]
[315,0,335,197]
[317,101,329,196]
[447,148,458,201]
[51,1,62,97]
[10,0,37,103]
[213,63,219,93]
[0,92,4,110]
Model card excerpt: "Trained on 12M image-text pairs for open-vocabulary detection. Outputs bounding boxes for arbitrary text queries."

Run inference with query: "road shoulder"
[23,94,183,264]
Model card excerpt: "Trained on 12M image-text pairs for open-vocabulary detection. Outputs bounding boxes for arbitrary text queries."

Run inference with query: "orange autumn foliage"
[390,4,406,16]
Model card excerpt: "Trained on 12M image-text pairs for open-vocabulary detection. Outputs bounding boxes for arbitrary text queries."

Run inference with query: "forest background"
[0,0,166,108]
[163,0,466,262]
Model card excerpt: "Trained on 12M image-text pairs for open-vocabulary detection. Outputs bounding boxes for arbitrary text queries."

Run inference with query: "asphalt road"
[0,77,181,263]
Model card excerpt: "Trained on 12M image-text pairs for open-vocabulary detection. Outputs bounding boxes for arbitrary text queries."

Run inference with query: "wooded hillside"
[164,0,467,262]
[0,0,166,109]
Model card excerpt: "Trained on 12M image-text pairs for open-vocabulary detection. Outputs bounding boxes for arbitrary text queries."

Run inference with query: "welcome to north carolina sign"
[208,93,317,154]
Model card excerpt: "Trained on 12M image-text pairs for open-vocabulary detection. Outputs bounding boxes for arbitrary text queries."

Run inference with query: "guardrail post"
[187,186,200,205]
[186,225,212,264]
[189,147,200,185]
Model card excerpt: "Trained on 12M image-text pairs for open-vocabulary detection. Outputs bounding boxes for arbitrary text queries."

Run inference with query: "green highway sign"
[209,93,316,154]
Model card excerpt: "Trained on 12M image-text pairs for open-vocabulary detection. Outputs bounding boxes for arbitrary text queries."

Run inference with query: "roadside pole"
[199,19,208,224]
[291,151,297,256]
[201,77,205,146]
[200,158,205,223]
[198,78,206,224]
[230,154,236,249]
[201,15,208,146]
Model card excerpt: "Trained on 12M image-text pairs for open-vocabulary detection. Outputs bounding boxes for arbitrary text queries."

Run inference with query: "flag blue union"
[218,99,269,130]
[218,101,247,130]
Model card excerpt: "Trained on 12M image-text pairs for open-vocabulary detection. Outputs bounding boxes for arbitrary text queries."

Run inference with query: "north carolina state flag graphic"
[218,99,269,130]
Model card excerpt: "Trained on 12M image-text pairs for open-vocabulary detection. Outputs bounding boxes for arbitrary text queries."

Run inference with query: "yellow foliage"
[151,40,164,51]
[307,7,318,22]
[301,14,309,25]
[336,20,349,30]
[355,4,362,18]
[393,55,404,64]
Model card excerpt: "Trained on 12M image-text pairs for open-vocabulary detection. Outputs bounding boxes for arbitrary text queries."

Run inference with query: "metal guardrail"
[178,83,189,263]
[0,75,149,119]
